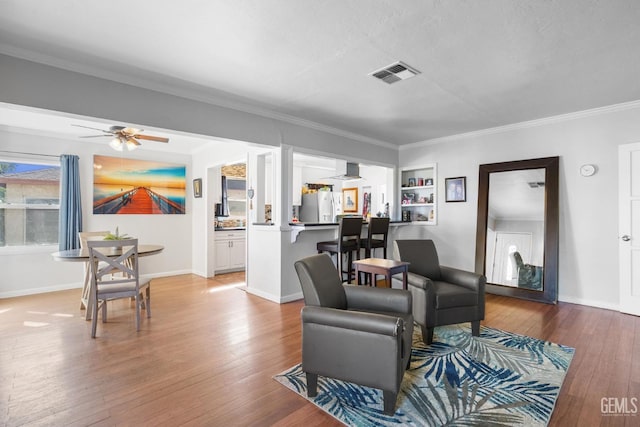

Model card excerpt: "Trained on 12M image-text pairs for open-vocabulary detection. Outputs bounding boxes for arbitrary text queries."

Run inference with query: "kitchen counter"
[290,220,406,226]
[288,220,408,242]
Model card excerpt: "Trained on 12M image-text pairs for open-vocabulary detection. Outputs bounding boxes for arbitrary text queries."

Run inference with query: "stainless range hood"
[329,160,362,180]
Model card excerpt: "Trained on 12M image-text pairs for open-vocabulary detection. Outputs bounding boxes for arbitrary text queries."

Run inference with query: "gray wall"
[0,54,398,166]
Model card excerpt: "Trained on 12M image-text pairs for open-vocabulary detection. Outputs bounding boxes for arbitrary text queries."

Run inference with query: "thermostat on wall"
[580,164,596,177]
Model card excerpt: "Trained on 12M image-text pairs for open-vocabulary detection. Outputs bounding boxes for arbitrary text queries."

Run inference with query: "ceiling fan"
[72,124,169,151]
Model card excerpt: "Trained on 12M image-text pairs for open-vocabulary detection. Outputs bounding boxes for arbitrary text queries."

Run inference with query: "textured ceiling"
[1,0,640,146]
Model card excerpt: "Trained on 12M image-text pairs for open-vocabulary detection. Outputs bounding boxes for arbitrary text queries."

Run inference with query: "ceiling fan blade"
[72,124,112,133]
[79,134,112,138]
[134,134,169,143]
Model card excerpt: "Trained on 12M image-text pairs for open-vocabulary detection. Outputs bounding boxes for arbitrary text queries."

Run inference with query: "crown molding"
[401,99,640,150]
[1,47,397,150]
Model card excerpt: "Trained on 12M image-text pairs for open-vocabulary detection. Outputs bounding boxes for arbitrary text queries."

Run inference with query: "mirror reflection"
[485,169,545,290]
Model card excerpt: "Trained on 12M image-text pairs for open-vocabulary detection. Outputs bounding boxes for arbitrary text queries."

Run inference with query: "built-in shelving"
[400,164,437,224]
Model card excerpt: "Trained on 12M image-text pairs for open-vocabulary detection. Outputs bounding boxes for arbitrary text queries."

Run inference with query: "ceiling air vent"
[370,61,420,84]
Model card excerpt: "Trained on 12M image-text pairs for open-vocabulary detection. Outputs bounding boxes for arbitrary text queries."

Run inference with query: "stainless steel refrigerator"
[300,192,335,223]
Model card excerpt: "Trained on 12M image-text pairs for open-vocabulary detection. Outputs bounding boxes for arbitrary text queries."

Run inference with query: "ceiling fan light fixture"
[109,136,138,151]
[109,137,124,151]
[125,138,138,151]
[74,123,167,150]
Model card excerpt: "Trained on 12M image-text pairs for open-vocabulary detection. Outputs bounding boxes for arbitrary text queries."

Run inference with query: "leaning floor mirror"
[475,156,559,304]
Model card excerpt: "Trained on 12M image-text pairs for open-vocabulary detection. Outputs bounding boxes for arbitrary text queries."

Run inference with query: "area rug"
[274,324,574,426]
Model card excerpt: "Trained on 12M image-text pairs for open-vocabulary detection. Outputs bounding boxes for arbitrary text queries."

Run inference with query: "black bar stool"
[360,217,390,285]
[316,217,363,282]
[362,217,390,258]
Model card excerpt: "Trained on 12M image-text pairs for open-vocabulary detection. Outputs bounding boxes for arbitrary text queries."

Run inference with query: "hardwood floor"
[1,273,638,426]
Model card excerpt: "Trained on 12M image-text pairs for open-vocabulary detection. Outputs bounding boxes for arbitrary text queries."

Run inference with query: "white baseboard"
[0,282,82,299]
[244,287,303,304]
[0,269,192,299]
[558,295,619,312]
[281,291,304,303]
[244,287,280,303]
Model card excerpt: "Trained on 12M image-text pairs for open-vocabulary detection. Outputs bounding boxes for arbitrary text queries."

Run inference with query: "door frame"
[619,142,640,315]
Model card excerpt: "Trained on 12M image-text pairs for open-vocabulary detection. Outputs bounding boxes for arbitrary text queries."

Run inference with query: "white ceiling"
[1,0,640,148]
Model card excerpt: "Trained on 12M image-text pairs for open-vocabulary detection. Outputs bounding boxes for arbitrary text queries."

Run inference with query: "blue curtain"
[58,154,83,250]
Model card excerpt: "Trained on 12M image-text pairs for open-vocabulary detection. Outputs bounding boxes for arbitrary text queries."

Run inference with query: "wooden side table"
[353,258,410,289]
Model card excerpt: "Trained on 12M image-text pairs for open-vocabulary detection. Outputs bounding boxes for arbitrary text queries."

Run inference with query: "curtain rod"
[0,150,64,159]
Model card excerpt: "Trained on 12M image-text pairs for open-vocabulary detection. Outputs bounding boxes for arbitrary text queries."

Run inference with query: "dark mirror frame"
[475,156,559,304]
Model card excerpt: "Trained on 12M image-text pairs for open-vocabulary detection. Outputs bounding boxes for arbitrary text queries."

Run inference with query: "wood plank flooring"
[1,273,639,426]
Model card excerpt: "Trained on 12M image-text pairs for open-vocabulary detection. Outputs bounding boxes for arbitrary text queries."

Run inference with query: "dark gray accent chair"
[294,253,414,415]
[393,240,485,344]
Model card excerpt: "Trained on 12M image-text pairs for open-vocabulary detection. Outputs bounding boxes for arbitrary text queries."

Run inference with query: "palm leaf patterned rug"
[274,324,574,426]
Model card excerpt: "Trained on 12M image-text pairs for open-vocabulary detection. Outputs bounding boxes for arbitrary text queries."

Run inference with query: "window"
[0,161,60,247]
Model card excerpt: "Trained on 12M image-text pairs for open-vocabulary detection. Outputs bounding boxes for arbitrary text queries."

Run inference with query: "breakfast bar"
[288,220,409,243]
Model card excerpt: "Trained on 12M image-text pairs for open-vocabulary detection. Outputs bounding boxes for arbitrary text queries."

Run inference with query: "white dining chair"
[87,238,151,338]
[78,231,109,316]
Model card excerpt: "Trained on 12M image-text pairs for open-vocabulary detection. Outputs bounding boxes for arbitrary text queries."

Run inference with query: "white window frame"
[0,156,60,254]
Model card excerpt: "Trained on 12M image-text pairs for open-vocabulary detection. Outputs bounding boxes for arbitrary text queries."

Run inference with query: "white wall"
[190,140,263,277]
[399,103,640,310]
[0,130,193,297]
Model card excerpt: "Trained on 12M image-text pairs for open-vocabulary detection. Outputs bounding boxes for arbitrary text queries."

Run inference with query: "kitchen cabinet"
[400,164,437,224]
[215,230,246,272]
[226,177,247,219]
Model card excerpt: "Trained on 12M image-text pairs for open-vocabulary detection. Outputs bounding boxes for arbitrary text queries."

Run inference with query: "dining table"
[51,244,164,320]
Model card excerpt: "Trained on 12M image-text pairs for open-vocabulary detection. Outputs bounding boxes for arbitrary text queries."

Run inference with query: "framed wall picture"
[445,177,466,202]
[92,155,186,214]
[342,187,358,213]
[193,178,202,198]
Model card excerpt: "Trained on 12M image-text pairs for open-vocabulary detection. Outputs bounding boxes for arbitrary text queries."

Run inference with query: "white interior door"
[619,142,640,316]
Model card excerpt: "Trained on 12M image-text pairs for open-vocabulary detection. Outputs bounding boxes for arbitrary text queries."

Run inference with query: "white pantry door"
[619,142,640,316]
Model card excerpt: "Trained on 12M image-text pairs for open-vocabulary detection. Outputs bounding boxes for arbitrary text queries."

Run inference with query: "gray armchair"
[295,253,413,415]
[393,240,485,345]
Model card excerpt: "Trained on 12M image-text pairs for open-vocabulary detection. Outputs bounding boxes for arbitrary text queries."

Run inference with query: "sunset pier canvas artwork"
[93,155,186,215]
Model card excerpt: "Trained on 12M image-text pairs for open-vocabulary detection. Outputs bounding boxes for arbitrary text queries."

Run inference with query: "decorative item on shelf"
[402,193,415,204]
[408,178,416,187]
[402,210,412,222]
[425,178,433,186]
[417,178,424,186]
